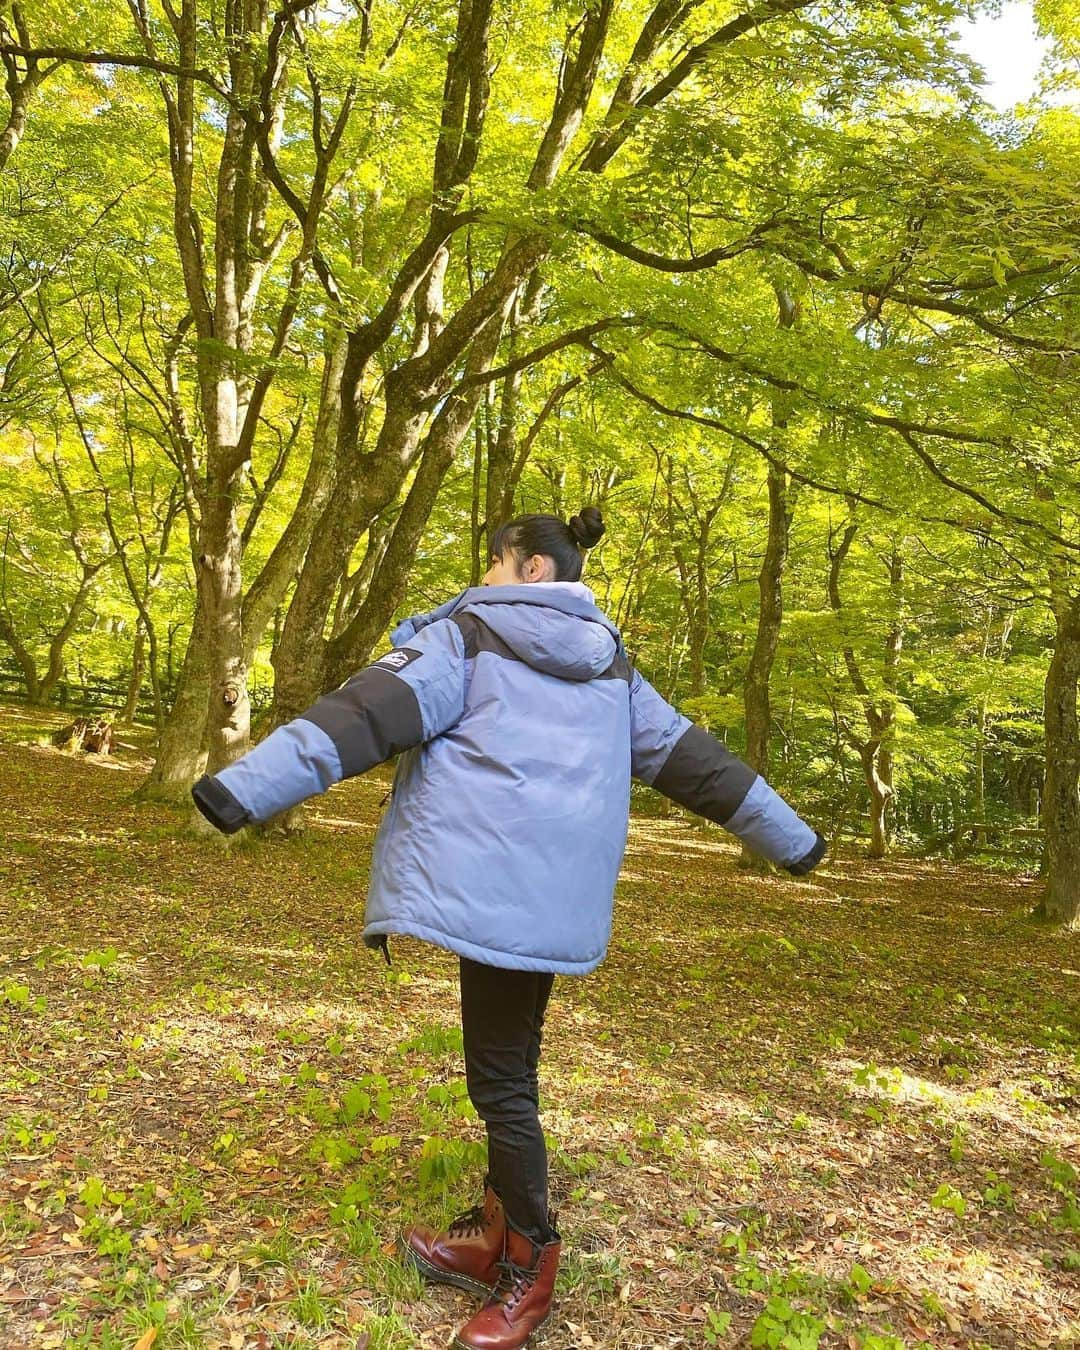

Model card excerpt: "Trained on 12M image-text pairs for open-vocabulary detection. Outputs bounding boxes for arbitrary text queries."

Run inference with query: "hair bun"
[568,505,605,549]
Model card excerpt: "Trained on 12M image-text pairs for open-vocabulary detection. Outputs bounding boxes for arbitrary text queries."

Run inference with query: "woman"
[192,507,825,1350]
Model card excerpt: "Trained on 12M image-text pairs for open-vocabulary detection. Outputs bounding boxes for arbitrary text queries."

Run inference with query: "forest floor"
[0,702,1077,1350]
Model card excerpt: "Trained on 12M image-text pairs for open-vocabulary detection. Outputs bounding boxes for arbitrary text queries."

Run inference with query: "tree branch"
[454,319,635,390]
[0,42,232,101]
[571,217,784,271]
[580,0,814,173]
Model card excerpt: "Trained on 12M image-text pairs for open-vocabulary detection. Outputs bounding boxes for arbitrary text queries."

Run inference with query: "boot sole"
[397,1237,496,1299]
[451,1310,552,1350]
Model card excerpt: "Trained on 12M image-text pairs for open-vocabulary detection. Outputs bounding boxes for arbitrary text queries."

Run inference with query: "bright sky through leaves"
[954,0,1053,107]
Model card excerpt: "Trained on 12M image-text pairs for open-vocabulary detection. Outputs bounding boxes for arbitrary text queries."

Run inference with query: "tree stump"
[52,718,113,756]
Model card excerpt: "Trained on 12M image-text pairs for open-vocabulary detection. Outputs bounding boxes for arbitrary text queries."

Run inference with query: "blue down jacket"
[192,584,825,975]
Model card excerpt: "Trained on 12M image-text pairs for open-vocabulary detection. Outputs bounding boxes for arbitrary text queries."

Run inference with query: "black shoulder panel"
[452,612,520,663]
[652,724,757,826]
[600,651,633,683]
[454,612,632,683]
[300,666,423,776]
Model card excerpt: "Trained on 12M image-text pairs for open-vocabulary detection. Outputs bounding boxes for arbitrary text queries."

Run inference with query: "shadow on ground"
[1,706,1077,1349]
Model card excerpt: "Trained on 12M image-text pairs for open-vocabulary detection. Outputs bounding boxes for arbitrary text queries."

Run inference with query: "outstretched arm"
[192,619,467,833]
[629,670,826,875]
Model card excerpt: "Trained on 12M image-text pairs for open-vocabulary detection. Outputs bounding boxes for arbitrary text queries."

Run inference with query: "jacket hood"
[392,584,620,682]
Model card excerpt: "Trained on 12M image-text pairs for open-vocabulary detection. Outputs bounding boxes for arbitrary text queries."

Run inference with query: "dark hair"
[490,506,605,582]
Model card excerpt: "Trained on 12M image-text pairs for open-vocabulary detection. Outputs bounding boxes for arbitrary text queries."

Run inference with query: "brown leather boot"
[400,1184,505,1296]
[452,1223,561,1350]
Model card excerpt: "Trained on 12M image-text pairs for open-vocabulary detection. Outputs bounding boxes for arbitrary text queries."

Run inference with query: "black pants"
[459,956,555,1246]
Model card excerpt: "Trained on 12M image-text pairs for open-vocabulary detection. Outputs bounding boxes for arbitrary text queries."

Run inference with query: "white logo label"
[374,648,420,672]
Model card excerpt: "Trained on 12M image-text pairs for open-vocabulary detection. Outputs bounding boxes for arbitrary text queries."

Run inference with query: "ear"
[524,553,555,583]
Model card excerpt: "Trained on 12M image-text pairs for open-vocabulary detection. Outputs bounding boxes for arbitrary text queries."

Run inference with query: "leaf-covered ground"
[1,703,1077,1350]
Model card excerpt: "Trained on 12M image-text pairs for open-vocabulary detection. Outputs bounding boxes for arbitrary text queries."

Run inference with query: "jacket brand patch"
[373,647,422,673]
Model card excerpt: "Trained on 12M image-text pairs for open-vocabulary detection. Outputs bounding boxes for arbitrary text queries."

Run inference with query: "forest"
[1,0,1079,1346]
[1,0,1078,918]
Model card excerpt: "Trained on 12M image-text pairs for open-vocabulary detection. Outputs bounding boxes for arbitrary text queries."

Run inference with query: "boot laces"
[448,1204,486,1238]
[494,1255,536,1308]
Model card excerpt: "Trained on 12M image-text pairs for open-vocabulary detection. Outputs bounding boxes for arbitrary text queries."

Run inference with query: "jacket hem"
[362,919,604,976]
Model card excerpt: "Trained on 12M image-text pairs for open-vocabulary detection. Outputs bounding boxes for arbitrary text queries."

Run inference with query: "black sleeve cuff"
[787,831,827,876]
[191,774,252,835]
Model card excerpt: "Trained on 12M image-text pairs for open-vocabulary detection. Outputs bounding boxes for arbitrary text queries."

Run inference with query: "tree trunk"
[125,0,338,812]
[470,416,485,586]
[1041,593,1080,926]
[0,44,50,174]
[684,517,715,702]
[862,742,891,859]
[828,526,904,859]
[0,609,40,702]
[198,462,249,776]
[327,312,511,687]
[878,548,903,850]
[974,701,986,845]
[269,346,433,726]
[32,564,104,706]
[741,290,797,867]
[242,333,346,667]
[269,0,617,728]
[741,463,791,867]
[135,594,211,802]
[121,627,146,723]
[743,462,790,774]
[325,439,458,684]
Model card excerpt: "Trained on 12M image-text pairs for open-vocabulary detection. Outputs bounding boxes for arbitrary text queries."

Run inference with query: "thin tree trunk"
[742,288,798,870]
[743,462,790,775]
[827,522,903,860]
[974,609,992,845]
[38,566,102,704]
[121,627,146,723]
[879,548,903,848]
[470,416,485,585]
[146,616,165,729]
[740,462,790,866]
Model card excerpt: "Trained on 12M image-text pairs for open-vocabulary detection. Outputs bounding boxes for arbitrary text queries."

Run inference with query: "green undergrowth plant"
[1041,1149,1080,1231]
[357,1311,415,1350]
[417,1133,486,1192]
[287,1276,340,1331]
[1,978,46,1012]
[718,1220,913,1349]
[558,1248,626,1299]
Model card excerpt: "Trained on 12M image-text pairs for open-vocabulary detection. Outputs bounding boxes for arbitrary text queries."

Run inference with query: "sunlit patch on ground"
[1,706,1078,1348]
